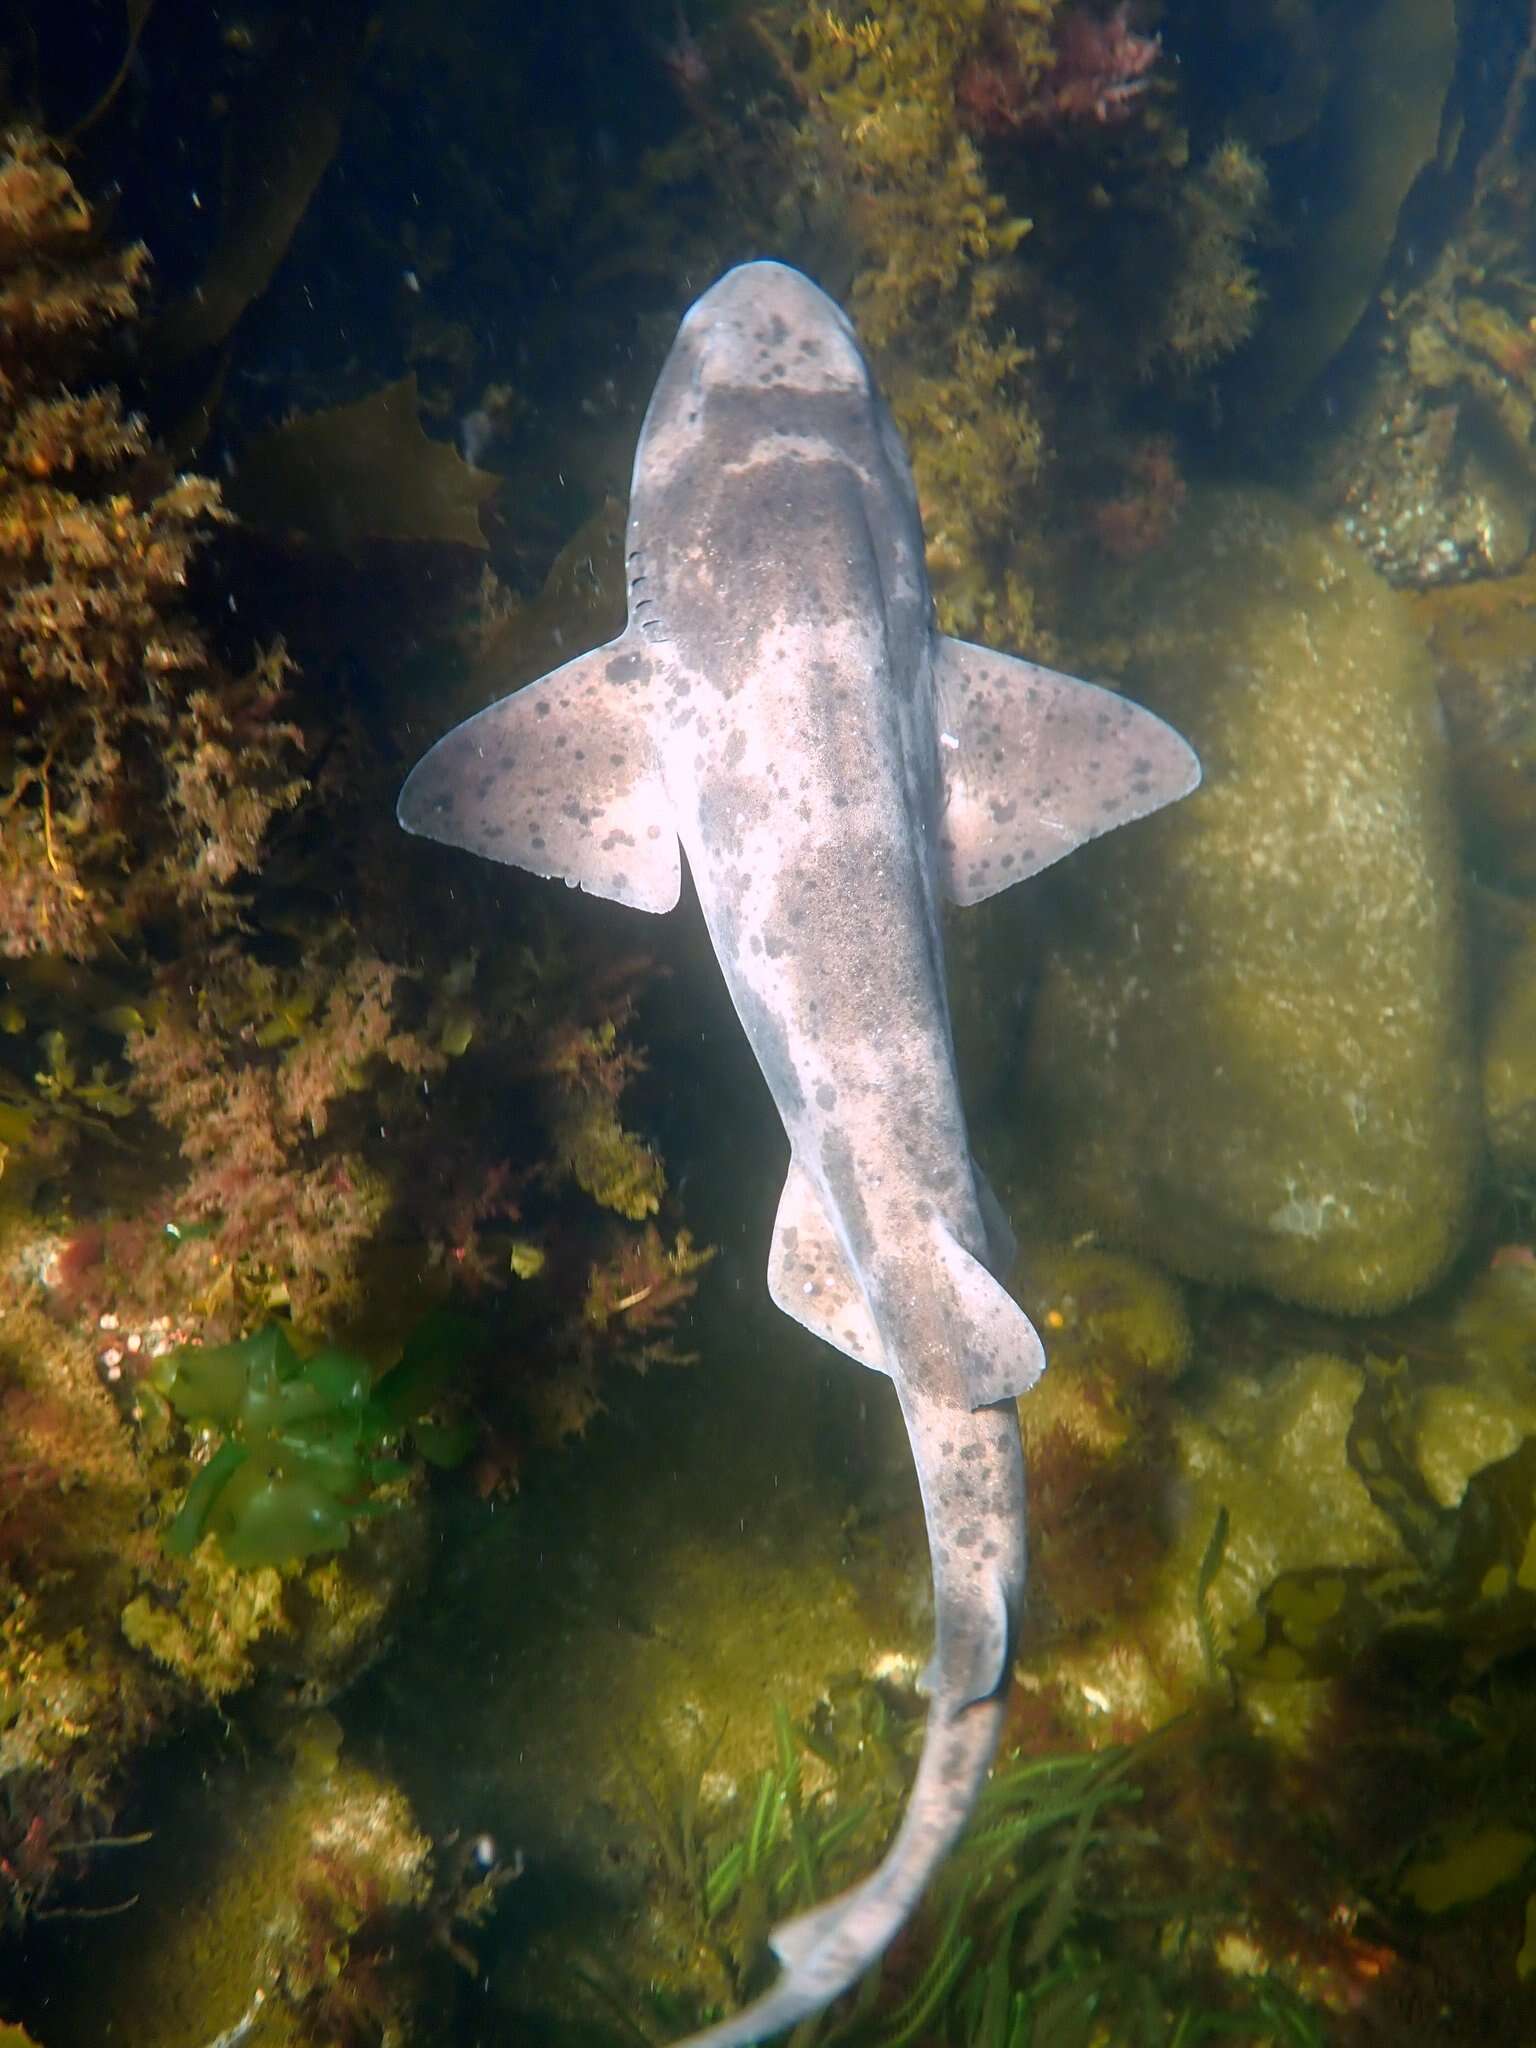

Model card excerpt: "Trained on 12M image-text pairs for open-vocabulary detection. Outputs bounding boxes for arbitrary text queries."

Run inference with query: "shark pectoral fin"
[396,634,682,913]
[972,1165,1018,1278]
[768,1162,888,1370]
[933,635,1201,906]
[934,1226,1045,1408]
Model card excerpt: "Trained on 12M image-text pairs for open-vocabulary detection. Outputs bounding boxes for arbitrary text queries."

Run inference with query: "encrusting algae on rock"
[1024,485,1479,1314]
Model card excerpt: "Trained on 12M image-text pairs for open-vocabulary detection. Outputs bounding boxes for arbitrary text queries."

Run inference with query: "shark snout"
[684,260,867,397]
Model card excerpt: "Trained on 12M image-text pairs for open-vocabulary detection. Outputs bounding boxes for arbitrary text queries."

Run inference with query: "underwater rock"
[1406,567,1536,890]
[1017,1241,1189,1459]
[1482,925,1536,1179]
[31,1720,446,2047]
[1022,1350,1412,1744]
[1414,1264,1536,1507]
[1024,486,1477,1313]
[1228,0,1457,424]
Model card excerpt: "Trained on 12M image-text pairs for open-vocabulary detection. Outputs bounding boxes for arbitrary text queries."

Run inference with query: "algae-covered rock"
[1024,487,1477,1313]
[1413,1263,1536,1507]
[1483,926,1536,1178]
[1021,1350,1412,1743]
[1018,1242,1190,1458]
[35,1719,445,2047]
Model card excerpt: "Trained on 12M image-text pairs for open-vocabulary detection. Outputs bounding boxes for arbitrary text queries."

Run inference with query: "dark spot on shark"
[535,701,550,718]
[816,1083,836,1110]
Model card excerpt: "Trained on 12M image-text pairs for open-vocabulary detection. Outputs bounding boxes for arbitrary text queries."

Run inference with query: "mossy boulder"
[1022,487,1477,1313]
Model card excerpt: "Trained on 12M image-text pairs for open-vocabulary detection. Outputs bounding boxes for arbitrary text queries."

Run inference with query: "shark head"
[679,260,870,398]
[632,262,876,499]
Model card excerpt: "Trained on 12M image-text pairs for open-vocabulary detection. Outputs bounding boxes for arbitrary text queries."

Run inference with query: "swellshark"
[398,260,1198,2045]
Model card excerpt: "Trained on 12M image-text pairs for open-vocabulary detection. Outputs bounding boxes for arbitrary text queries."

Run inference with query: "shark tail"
[669,1393,1027,2048]
[666,1686,1009,2048]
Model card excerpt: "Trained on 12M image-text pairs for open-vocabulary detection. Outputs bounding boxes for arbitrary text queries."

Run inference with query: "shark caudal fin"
[396,631,682,914]
[933,636,1200,906]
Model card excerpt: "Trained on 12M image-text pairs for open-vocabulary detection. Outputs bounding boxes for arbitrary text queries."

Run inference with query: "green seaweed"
[153,1310,474,1568]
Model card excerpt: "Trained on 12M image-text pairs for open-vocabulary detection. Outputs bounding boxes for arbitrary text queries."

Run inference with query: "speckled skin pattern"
[399,263,1199,2046]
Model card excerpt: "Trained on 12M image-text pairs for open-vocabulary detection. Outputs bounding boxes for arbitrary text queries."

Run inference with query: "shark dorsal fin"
[397,632,681,914]
[934,636,1200,906]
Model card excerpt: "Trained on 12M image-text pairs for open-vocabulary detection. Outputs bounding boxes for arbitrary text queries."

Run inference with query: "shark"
[398,259,1199,2046]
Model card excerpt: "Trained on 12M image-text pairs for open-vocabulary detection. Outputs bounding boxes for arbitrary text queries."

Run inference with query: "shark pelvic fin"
[932,1224,1045,1409]
[933,635,1201,906]
[768,1161,887,1370]
[396,633,681,913]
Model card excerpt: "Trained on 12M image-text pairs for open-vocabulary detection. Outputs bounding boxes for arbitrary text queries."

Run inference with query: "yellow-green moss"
[1148,139,1269,373]
[1017,1242,1190,1457]
[793,1,1048,647]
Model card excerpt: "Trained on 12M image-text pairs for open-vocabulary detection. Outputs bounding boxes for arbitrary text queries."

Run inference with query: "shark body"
[399,260,1198,2045]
